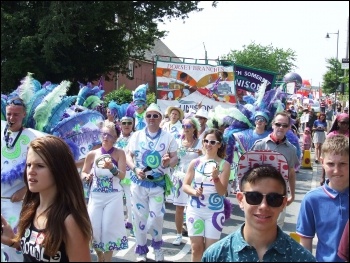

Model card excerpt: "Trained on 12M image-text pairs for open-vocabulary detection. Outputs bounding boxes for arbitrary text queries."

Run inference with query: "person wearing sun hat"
[202,150,316,262]
[125,102,178,262]
[162,105,184,140]
[195,107,209,140]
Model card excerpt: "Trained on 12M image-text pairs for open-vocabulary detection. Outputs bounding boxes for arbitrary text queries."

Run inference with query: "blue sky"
[158,1,349,87]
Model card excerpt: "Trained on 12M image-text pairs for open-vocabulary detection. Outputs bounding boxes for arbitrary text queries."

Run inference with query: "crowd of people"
[1,82,349,262]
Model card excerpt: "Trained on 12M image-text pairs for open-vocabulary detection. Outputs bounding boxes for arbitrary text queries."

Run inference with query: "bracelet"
[109,165,119,176]
[213,177,220,183]
[9,242,15,247]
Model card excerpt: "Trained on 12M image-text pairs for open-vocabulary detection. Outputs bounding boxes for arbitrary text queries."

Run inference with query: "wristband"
[109,165,119,176]
[213,177,220,183]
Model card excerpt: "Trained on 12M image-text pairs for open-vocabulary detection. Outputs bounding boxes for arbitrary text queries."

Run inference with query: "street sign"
[342,58,349,69]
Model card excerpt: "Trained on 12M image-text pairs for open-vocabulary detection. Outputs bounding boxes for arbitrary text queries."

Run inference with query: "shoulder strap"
[219,159,225,171]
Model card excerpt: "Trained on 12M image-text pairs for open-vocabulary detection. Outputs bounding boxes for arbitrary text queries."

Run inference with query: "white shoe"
[172,235,182,246]
[136,254,147,262]
[154,249,164,262]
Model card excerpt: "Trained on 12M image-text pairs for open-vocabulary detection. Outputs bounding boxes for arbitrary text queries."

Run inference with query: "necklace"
[146,128,162,140]
[4,125,23,149]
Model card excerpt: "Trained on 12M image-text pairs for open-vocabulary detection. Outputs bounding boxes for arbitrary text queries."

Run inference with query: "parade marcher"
[81,122,128,262]
[182,128,231,262]
[251,112,299,229]
[312,112,327,164]
[125,103,178,262]
[297,135,349,262]
[132,84,148,131]
[195,108,209,140]
[162,105,184,140]
[1,136,92,262]
[115,116,135,236]
[202,159,316,262]
[171,117,202,246]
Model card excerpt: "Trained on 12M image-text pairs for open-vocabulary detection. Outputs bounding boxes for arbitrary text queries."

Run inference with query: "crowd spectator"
[1,136,92,261]
[296,135,349,262]
[251,112,299,229]
[312,113,327,164]
[202,162,316,262]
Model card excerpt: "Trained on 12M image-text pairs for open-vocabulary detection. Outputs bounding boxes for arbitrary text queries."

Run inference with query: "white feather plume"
[17,72,35,105]
[33,80,71,131]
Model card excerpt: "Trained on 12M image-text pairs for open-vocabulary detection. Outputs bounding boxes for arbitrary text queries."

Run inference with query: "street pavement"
[92,143,323,262]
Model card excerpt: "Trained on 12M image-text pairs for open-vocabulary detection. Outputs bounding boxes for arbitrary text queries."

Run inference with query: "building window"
[128,61,134,78]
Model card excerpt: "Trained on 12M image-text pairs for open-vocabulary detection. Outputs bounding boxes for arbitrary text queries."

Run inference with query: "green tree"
[1,1,217,94]
[222,42,297,81]
[322,57,348,95]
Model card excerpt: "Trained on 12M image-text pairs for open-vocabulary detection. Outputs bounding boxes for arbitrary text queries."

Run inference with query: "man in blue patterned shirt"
[202,161,315,262]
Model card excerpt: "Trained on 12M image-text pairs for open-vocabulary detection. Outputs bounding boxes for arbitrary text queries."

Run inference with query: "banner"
[156,59,236,113]
[234,64,277,93]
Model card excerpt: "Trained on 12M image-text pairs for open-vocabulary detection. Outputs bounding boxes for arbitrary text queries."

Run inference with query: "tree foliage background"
[321,58,349,96]
[1,1,217,94]
[222,42,298,81]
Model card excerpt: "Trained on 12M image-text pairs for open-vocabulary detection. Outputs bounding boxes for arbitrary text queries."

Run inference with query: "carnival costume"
[126,125,178,256]
[88,151,128,252]
[186,157,226,239]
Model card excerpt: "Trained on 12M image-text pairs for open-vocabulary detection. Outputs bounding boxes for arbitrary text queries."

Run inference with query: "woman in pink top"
[327,113,349,138]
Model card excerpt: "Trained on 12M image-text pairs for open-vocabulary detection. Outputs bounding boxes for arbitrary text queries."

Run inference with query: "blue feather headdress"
[133,83,148,103]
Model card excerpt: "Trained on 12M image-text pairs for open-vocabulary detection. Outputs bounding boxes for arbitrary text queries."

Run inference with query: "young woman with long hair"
[1,135,92,261]
[182,128,230,262]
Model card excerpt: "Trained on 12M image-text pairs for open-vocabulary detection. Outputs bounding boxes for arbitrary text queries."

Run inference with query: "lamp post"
[325,30,339,112]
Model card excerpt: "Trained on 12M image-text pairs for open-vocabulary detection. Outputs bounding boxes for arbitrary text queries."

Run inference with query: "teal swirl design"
[193,219,205,235]
[2,134,30,159]
[142,150,161,169]
[208,193,224,210]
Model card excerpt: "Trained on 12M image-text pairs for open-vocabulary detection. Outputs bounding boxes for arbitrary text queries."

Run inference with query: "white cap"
[195,108,208,119]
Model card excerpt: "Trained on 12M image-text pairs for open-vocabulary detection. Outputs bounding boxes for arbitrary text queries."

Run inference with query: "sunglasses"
[243,191,285,207]
[121,122,132,126]
[7,99,25,106]
[203,139,221,145]
[274,123,289,128]
[182,124,193,129]
[99,132,115,140]
[146,114,160,119]
[255,117,266,123]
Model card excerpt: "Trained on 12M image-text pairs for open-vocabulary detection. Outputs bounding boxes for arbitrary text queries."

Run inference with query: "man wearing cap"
[251,112,299,229]
[195,108,209,140]
[162,106,184,140]
[125,103,178,262]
